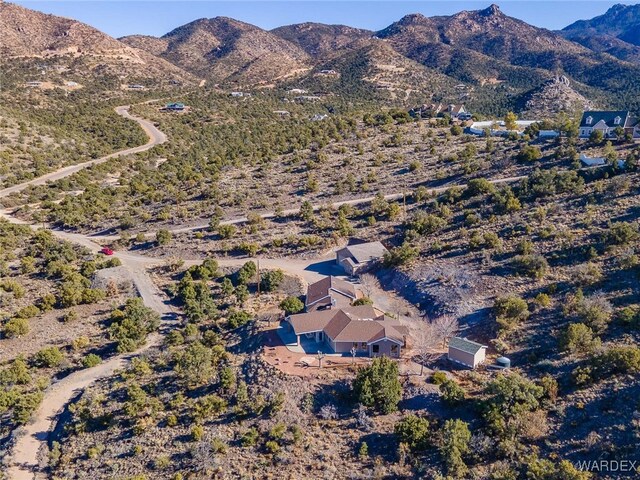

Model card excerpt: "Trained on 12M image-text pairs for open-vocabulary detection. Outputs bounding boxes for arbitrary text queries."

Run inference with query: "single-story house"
[448,337,487,369]
[305,276,360,312]
[578,111,636,139]
[336,241,388,275]
[538,130,560,139]
[287,305,409,357]
[165,102,185,111]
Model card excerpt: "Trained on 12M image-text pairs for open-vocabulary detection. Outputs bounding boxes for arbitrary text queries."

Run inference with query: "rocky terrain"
[562,3,640,63]
[518,76,594,118]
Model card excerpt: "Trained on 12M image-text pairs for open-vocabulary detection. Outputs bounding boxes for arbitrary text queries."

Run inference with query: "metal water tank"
[497,357,511,368]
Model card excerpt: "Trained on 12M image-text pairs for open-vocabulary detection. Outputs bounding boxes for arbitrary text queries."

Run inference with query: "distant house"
[319,69,338,75]
[273,110,290,118]
[287,88,308,94]
[448,104,467,119]
[128,84,145,90]
[26,81,42,87]
[336,241,388,276]
[448,337,487,369]
[578,111,636,139]
[311,113,328,121]
[230,92,251,97]
[305,276,360,312]
[409,103,444,119]
[165,102,185,112]
[294,95,321,103]
[287,305,408,357]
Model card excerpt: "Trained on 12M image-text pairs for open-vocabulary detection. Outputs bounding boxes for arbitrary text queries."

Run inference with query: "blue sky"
[15,1,640,38]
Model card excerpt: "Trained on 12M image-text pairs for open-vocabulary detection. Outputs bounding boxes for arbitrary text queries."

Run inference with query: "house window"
[614,116,621,125]
[360,342,367,350]
[391,344,399,357]
[372,345,380,354]
[586,116,593,125]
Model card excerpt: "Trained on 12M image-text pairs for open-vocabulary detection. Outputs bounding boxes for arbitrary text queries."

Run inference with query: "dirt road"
[0,106,166,199]
[3,107,170,480]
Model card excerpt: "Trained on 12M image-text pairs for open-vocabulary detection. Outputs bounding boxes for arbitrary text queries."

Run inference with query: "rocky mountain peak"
[479,4,502,17]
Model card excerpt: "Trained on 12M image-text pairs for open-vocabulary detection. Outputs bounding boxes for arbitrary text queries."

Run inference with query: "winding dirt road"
[3,106,169,480]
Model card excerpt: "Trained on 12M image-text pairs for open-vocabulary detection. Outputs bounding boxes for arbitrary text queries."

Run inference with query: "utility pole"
[317,351,326,369]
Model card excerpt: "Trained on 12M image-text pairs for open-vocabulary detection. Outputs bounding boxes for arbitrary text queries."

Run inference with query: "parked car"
[100,247,114,256]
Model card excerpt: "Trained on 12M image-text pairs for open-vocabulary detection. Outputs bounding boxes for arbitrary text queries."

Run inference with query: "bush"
[108,298,160,353]
[4,317,30,338]
[465,178,496,196]
[15,305,40,319]
[494,295,529,331]
[394,414,430,451]
[517,145,542,162]
[35,347,64,368]
[439,379,466,405]
[406,212,446,235]
[279,296,304,315]
[560,323,601,354]
[260,269,284,292]
[241,427,259,447]
[227,310,252,329]
[603,221,639,246]
[431,371,448,385]
[383,243,419,267]
[353,356,402,414]
[155,229,172,246]
[512,254,549,279]
[82,353,102,368]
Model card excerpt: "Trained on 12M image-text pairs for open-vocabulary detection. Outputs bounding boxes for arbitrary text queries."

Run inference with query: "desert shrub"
[353,356,402,414]
[236,261,257,285]
[560,323,601,354]
[0,280,25,299]
[431,371,448,385]
[241,427,259,447]
[439,379,466,405]
[15,305,40,319]
[260,269,284,292]
[155,229,172,246]
[592,346,640,377]
[494,295,529,332]
[4,317,30,338]
[227,310,252,329]
[35,347,64,368]
[603,221,638,246]
[383,242,419,267]
[394,414,430,451]
[407,212,447,235]
[191,425,204,441]
[565,291,613,333]
[82,354,102,368]
[193,395,227,423]
[517,145,542,162]
[571,263,603,286]
[466,178,496,196]
[174,342,219,386]
[352,297,373,306]
[108,298,160,353]
[512,254,549,279]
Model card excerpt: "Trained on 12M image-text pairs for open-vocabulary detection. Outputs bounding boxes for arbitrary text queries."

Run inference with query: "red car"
[100,247,115,256]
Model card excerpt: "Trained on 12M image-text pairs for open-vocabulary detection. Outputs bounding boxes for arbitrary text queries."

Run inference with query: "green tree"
[440,419,471,478]
[260,269,284,292]
[108,298,160,353]
[353,356,402,414]
[394,414,430,451]
[155,229,172,246]
[279,296,304,315]
[504,111,518,130]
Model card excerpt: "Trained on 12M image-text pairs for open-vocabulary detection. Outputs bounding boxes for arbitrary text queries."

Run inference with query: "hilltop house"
[165,102,185,112]
[336,241,388,275]
[287,305,409,357]
[305,276,360,312]
[448,337,487,369]
[578,111,637,139]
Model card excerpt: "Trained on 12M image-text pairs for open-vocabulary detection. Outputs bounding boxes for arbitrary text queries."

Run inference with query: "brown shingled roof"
[305,276,357,307]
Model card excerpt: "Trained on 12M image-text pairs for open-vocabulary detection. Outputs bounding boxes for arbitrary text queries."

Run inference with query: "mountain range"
[3,1,640,114]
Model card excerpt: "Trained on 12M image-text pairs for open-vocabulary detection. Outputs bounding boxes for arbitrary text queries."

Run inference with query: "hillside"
[271,22,372,59]
[121,17,312,85]
[562,3,640,63]
[517,75,595,118]
[0,2,196,85]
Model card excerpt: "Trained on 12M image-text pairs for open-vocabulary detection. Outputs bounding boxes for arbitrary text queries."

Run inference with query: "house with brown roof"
[336,241,388,275]
[305,276,359,312]
[287,305,409,357]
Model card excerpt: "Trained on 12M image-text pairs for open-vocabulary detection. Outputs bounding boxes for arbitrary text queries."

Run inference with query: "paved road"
[0,106,166,199]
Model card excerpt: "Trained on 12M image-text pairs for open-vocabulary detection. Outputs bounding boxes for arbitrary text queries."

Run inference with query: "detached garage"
[448,337,487,369]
